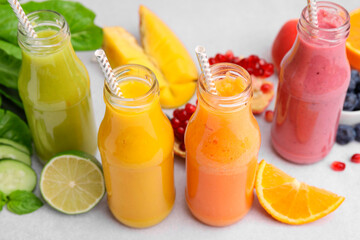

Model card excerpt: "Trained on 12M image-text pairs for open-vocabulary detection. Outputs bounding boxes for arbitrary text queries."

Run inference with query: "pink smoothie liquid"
[271,5,350,164]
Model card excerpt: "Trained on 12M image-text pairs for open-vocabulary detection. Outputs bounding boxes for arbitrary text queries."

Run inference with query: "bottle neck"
[18,10,71,54]
[198,63,252,115]
[103,64,161,114]
[297,1,349,47]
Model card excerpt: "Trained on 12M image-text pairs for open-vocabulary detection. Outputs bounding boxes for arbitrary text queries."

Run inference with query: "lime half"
[40,151,105,214]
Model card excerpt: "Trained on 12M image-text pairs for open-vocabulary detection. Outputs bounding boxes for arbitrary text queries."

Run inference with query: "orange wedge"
[255,160,345,225]
[346,8,360,71]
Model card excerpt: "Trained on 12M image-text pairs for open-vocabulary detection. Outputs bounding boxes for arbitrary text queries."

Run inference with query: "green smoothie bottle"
[18,10,97,163]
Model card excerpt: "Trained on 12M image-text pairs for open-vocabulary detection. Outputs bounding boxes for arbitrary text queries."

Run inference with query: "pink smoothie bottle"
[271,1,350,164]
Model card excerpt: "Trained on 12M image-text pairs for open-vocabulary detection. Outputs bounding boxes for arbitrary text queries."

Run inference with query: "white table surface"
[1,0,360,239]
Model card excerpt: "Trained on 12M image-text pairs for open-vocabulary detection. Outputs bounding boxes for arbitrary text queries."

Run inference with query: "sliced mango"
[102,27,167,90]
[139,5,198,108]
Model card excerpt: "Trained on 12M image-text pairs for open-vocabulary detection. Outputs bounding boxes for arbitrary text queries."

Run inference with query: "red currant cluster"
[209,51,274,78]
[171,103,196,151]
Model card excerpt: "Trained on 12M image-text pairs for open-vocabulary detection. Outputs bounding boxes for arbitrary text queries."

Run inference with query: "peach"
[271,19,298,72]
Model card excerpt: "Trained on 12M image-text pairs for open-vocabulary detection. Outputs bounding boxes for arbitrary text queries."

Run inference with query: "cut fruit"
[252,77,275,115]
[0,145,31,165]
[0,138,30,155]
[139,5,197,108]
[346,8,360,71]
[255,160,345,225]
[0,160,37,195]
[40,150,105,214]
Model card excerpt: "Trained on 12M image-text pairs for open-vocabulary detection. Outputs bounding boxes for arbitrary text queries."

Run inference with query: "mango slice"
[139,5,198,108]
[102,26,167,90]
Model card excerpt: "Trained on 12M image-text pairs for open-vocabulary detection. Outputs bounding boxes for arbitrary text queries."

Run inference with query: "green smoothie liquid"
[18,30,97,163]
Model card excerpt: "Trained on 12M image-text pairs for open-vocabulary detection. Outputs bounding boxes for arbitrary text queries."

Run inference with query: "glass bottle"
[185,63,261,226]
[98,64,175,228]
[18,10,97,163]
[271,2,350,164]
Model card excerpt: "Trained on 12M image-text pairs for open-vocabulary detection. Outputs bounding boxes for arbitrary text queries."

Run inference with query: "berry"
[173,109,181,119]
[336,125,356,145]
[225,50,234,61]
[260,83,273,93]
[180,142,186,151]
[351,69,360,84]
[171,118,181,129]
[351,153,360,163]
[343,93,359,111]
[178,109,188,121]
[215,54,226,63]
[185,103,196,115]
[354,123,360,142]
[232,57,242,65]
[265,110,274,122]
[331,161,346,171]
[347,77,357,93]
[209,57,216,65]
[262,63,274,77]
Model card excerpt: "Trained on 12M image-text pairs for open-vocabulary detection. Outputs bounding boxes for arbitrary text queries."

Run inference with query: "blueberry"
[355,123,360,142]
[336,125,356,145]
[343,93,359,111]
[356,93,360,110]
[351,69,359,80]
[347,78,357,92]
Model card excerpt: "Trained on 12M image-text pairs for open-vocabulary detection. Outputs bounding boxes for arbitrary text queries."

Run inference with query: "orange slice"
[346,8,360,71]
[255,160,345,225]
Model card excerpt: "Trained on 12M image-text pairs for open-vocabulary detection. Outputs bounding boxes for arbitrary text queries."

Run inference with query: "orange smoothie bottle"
[185,63,260,226]
[98,64,175,228]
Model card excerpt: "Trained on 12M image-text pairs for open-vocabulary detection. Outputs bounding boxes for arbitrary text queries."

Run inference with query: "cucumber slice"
[0,138,30,155]
[0,145,31,165]
[0,160,37,195]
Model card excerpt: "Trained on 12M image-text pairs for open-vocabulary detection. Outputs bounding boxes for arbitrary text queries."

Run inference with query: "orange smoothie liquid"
[185,66,260,226]
[98,71,175,228]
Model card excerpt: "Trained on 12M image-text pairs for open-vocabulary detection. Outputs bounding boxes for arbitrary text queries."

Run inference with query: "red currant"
[173,109,181,119]
[225,50,234,61]
[178,109,188,121]
[215,53,226,63]
[260,83,273,93]
[185,103,196,115]
[171,118,181,129]
[331,161,346,171]
[351,154,360,163]
[265,110,274,123]
[209,57,216,65]
[180,142,186,151]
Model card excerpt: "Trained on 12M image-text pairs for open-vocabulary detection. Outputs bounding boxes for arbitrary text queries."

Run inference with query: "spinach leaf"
[0,0,103,51]
[0,40,21,90]
[7,190,43,215]
[0,94,26,122]
[0,191,7,211]
[0,85,23,108]
[0,109,32,153]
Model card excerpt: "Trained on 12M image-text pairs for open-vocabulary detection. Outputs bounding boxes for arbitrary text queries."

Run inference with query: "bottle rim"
[104,64,160,109]
[17,10,69,51]
[298,1,350,43]
[198,62,252,112]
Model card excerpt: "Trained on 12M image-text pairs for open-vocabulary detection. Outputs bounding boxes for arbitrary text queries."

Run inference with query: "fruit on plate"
[209,52,275,114]
[271,19,298,72]
[346,8,360,71]
[40,151,105,214]
[171,103,196,158]
[139,6,198,108]
[256,160,345,225]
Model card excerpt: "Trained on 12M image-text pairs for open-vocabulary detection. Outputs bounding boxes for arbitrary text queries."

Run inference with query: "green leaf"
[0,85,23,108]
[0,109,32,154]
[0,95,26,122]
[7,190,43,215]
[71,24,103,51]
[0,41,21,90]
[0,191,7,211]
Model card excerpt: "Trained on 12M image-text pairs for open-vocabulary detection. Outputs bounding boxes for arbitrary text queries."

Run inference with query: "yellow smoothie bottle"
[17,10,97,163]
[98,64,175,228]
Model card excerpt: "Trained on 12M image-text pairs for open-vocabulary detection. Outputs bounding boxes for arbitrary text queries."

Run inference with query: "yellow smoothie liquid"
[98,66,175,228]
[185,65,260,226]
[18,27,97,163]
